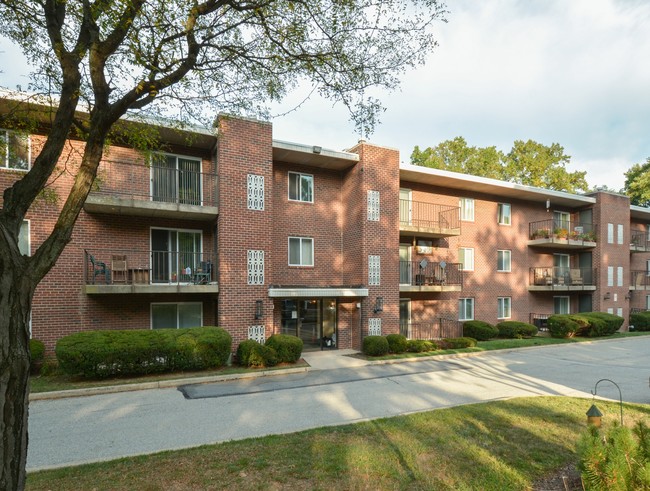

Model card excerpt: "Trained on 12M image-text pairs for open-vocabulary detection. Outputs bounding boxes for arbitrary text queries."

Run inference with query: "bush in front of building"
[438,337,477,349]
[463,320,498,341]
[547,315,580,338]
[406,339,437,353]
[496,321,538,339]
[56,327,232,378]
[630,311,650,331]
[386,333,408,353]
[265,334,303,363]
[363,335,390,356]
[29,338,46,375]
[578,312,623,336]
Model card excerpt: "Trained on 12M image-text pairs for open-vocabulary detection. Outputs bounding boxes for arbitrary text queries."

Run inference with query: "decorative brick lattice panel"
[248,325,265,343]
[247,250,265,285]
[368,255,381,286]
[247,174,264,211]
[367,190,380,221]
[368,318,382,336]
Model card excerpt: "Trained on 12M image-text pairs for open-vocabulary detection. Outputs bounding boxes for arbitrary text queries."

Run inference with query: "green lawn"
[26,397,650,490]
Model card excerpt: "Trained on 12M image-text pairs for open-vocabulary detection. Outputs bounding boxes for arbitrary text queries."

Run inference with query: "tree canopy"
[623,158,650,207]
[0,1,447,488]
[411,137,589,194]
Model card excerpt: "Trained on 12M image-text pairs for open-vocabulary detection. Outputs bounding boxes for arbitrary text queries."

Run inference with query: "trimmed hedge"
[56,327,232,379]
[630,311,650,331]
[265,334,303,363]
[496,321,538,339]
[579,312,623,336]
[406,339,437,353]
[438,337,477,349]
[386,334,408,353]
[547,312,623,338]
[363,335,389,356]
[547,315,580,338]
[463,321,498,341]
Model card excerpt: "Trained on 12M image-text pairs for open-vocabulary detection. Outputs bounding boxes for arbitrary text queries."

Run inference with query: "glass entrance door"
[280,298,337,349]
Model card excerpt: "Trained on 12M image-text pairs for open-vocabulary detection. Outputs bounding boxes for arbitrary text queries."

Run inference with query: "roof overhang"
[273,139,359,171]
[631,205,650,221]
[268,286,368,298]
[399,164,596,209]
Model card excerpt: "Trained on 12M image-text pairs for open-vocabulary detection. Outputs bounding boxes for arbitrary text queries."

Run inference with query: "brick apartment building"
[3,103,650,353]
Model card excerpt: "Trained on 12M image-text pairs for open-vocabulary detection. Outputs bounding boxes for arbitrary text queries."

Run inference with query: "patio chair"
[193,261,212,284]
[89,254,110,284]
[111,255,128,283]
[570,269,583,286]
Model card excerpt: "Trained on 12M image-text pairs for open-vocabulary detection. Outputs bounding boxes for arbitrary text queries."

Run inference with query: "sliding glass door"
[151,154,202,205]
[151,228,202,283]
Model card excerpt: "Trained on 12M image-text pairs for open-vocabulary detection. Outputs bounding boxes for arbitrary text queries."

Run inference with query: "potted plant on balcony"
[532,229,550,239]
[554,228,569,239]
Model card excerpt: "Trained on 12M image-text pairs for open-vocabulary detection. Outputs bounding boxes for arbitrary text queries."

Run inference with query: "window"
[617,266,623,287]
[460,198,474,221]
[617,307,623,318]
[151,302,202,329]
[607,266,614,287]
[607,307,614,315]
[617,224,624,245]
[151,228,203,283]
[497,203,511,225]
[151,154,201,205]
[247,250,264,285]
[247,174,264,211]
[288,172,313,202]
[459,298,474,321]
[497,297,511,319]
[368,255,381,286]
[553,211,570,231]
[19,220,30,256]
[367,190,380,221]
[0,129,29,170]
[554,296,570,314]
[459,247,474,271]
[646,295,650,311]
[289,237,313,266]
[607,223,614,244]
[497,250,511,272]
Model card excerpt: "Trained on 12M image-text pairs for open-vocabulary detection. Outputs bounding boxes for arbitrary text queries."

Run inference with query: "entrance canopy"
[268,286,368,298]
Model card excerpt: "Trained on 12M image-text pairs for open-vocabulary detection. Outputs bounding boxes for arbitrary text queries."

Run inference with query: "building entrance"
[280,298,337,349]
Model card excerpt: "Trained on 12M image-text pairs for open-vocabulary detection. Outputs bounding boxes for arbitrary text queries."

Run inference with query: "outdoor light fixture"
[312,145,322,154]
[625,291,633,300]
[604,292,611,300]
[373,296,384,313]
[546,199,550,212]
[255,300,263,320]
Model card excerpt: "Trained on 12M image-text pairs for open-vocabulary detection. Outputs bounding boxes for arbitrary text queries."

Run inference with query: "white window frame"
[247,250,265,285]
[459,247,474,271]
[288,171,314,203]
[367,190,380,221]
[150,302,203,329]
[616,224,623,245]
[607,266,614,287]
[0,129,30,171]
[150,152,203,205]
[459,298,474,321]
[150,226,203,283]
[497,297,511,320]
[617,266,623,287]
[553,296,570,315]
[497,203,511,225]
[288,237,314,266]
[607,223,614,244]
[368,255,381,286]
[497,250,511,272]
[460,198,474,221]
[607,307,614,315]
[247,174,265,211]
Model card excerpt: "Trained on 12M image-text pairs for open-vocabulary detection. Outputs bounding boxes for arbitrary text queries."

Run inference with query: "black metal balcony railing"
[529,313,552,331]
[529,219,597,243]
[90,159,218,207]
[399,260,463,287]
[400,319,463,340]
[84,249,216,286]
[399,199,460,231]
[631,270,650,288]
[630,230,650,251]
[529,267,596,287]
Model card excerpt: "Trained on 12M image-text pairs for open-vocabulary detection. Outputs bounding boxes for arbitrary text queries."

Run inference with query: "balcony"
[528,267,597,291]
[399,319,463,340]
[528,219,597,249]
[399,199,461,238]
[399,260,463,292]
[84,159,218,221]
[630,230,650,252]
[83,249,218,294]
[630,270,650,290]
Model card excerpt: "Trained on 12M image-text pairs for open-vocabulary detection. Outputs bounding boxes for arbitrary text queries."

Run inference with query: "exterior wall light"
[604,292,611,300]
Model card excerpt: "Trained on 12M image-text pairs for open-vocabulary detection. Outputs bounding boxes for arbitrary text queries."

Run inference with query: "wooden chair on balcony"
[111,255,128,284]
[570,269,583,286]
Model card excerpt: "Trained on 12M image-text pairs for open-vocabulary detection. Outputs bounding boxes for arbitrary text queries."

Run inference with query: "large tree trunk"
[0,272,33,490]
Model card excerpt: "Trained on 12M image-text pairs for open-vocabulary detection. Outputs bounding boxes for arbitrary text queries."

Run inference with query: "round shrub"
[496,321,538,339]
[363,335,389,356]
[386,333,408,354]
[406,339,437,353]
[579,312,623,336]
[630,311,650,331]
[237,339,261,367]
[246,344,278,368]
[265,334,303,363]
[439,337,477,349]
[463,320,498,341]
[547,315,579,338]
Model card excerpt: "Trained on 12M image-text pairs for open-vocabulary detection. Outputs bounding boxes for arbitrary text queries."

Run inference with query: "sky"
[1,0,650,191]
